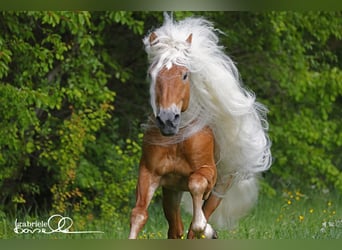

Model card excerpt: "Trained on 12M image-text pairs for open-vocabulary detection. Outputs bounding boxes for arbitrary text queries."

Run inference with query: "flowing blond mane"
[143,14,272,228]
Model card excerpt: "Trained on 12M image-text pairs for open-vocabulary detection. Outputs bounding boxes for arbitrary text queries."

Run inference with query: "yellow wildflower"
[295,191,302,196]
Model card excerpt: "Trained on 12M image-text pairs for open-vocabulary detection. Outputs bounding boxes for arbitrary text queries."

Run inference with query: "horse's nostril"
[174,114,180,121]
[156,116,164,128]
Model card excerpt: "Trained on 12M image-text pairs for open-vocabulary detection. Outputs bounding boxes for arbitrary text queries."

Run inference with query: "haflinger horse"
[129,14,271,239]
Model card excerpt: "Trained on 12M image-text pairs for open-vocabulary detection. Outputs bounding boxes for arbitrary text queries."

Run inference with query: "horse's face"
[148,32,192,136]
[153,64,190,136]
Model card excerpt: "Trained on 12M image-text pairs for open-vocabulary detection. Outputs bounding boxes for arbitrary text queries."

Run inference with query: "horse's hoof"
[203,223,218,239]
[187,224,218,239]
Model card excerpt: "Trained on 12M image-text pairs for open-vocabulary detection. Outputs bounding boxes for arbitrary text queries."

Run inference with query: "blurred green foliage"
[0,11,341,220]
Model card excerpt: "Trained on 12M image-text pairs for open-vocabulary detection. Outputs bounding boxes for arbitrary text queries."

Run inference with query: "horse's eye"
[182,72,189,81]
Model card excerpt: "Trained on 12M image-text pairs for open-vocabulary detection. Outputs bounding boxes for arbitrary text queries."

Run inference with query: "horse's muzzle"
[156,109,181,136]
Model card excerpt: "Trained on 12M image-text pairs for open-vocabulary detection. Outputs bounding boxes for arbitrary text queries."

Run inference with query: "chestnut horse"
[129,15,271,239]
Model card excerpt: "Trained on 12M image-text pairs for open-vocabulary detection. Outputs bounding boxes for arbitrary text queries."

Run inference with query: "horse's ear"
[149,32,158,45]
[186,33,193,45]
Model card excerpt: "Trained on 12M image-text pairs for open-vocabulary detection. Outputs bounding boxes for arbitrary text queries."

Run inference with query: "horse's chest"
[149,145,192,191]
[155,146,192,175]
[143,127,215,191]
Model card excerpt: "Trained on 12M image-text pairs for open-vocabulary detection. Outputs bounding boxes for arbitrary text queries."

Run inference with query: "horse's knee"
[188,167,216,195]
[189,175,215,200]
[188,174,208,195]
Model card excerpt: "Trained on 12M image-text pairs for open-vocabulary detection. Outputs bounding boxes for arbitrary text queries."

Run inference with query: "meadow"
[1,188,341,239]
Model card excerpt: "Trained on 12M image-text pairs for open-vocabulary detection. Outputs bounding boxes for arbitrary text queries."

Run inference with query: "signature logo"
[14,214,104,234]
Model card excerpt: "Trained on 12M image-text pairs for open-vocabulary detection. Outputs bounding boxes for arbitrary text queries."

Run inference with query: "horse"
[129,14,271,239]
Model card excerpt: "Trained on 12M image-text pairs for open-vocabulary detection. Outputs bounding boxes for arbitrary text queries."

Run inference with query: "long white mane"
[144,14,272,228]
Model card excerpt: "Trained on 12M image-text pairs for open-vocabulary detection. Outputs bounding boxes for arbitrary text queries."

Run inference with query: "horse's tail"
[208,176,259,229]
[182,175,259,230]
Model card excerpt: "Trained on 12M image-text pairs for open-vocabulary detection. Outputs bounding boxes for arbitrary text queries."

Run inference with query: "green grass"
[219,189,342,239]
[0,189,341,239]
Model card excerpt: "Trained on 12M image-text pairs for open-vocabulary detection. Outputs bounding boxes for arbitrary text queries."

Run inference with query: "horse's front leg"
[129,160,160,239]
[187,166,216,239]
[187,176,234,239]
[162,188,184,239]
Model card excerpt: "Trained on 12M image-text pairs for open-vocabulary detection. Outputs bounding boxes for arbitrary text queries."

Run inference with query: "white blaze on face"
[149,67,158,117]
[149,62,182,118]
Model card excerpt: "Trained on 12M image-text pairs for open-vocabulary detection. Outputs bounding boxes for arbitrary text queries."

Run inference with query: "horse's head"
[148,32,192,136]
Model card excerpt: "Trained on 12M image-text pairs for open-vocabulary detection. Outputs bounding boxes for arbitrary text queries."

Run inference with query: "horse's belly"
[160,173,189,191]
